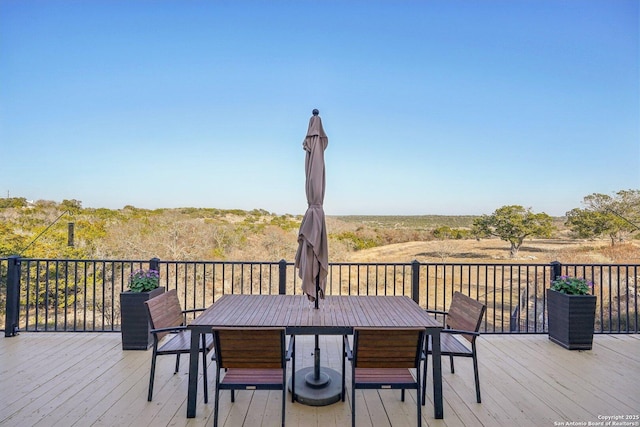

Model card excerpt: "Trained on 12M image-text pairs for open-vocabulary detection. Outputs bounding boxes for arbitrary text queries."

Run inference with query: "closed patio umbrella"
[295,109,328,303]
[291,109,341,406]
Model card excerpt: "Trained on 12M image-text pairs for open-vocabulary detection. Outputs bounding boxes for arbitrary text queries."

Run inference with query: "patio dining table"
[186,294,444,419]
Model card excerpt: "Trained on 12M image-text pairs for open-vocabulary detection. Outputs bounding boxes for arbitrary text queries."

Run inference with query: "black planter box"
[120,287,165,350]
[547,288,596,350]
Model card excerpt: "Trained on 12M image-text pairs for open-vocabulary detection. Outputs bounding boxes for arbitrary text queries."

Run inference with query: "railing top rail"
[13,258,640,268]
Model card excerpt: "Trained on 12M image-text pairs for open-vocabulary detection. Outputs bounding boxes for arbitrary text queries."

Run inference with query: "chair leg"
[421,350,428,406]
[473,352,481,403]
[450,354,455,373]
[417,362,422,426]
[201,334,209,404]
[351,370,356,427]
[281,385,286,427]
[291,336,296,403]
[175,354,180,373]
[148,350,158,401]
[401,389,405,402]
[231,389,235,402]
[341,335,346,402]
[213,372,221,427]
[351,388,356,427]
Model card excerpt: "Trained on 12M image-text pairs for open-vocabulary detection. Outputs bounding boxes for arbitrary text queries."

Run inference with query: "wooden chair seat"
[156,329,212,354]
[354,367,417,385]
[436,333,473,356]
[220,368,285,385]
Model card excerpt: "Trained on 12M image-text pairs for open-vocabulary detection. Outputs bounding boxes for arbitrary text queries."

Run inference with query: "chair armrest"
[441,329,481,337]
[343,335,353,360]
[182,308,206,324]
[426,309,448,316]
[182,308,206,314]
[150,325,187,335]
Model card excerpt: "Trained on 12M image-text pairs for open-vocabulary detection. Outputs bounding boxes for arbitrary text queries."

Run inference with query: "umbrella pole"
[289,269,342,406]
[315,269,320,309]
[314,273,320,379]
[314,334,321,381]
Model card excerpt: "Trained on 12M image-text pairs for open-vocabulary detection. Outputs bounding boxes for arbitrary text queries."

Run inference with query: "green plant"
[550,275,592,295]
[333,231,380,251]
[128,269,160,292]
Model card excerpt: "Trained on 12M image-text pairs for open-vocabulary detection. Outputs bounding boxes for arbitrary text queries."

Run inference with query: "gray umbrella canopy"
[295,110,328,301]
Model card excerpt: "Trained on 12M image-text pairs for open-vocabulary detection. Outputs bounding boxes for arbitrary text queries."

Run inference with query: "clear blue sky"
[1,0,638,216]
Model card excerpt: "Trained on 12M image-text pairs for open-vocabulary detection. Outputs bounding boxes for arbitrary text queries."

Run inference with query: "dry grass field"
[328,214,639,265]
[346,238,640,265]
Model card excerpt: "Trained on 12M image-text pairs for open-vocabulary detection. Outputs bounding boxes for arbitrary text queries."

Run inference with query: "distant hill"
[333,215,567,231]
[332,215,478,229]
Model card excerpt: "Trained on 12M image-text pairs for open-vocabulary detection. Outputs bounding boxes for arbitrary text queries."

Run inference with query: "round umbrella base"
[288,367,342,406]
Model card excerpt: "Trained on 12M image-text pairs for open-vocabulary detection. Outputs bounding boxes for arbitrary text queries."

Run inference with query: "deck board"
[0,333,638,426]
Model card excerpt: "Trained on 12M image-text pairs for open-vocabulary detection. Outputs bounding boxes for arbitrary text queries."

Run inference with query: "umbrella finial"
[312,109,319,116]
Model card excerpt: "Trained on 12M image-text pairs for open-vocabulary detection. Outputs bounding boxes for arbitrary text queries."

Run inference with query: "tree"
[0,197,27,208]
[60,199,82,213]
[565,189,640,245]
[472,205,554,258]
[0,221,25,256]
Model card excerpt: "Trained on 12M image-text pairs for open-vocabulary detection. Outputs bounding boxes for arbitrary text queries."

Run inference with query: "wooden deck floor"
[0,333,638,427]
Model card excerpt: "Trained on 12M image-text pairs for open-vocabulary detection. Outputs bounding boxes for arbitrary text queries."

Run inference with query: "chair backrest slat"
[446,292,486,342]
[353,328,424,369]
[214,328,285,369]
[145,289,184,340]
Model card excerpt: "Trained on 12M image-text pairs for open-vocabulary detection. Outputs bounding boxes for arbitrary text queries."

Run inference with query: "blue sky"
[1,0,638,216]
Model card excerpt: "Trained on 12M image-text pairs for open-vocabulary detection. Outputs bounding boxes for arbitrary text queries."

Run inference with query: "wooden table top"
[189,294,442,334]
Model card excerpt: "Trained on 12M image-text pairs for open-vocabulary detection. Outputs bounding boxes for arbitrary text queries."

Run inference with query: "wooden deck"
[0,333,638,427]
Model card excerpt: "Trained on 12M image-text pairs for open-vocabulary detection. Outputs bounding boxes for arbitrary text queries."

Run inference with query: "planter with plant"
[547,275,596,350]
[120,267,165,350]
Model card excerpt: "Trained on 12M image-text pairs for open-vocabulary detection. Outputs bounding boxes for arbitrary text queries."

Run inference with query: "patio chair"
[144,289,215,402]
[212,327,291,427]
[422,291,486,405]
[344,327,426,427]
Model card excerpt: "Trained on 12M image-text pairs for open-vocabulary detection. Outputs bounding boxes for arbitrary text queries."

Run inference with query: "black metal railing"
[1,256,638,335]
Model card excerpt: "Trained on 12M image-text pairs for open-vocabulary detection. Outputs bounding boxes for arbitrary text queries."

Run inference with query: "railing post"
[278,259,287,295]
[550,261,562,282]
[5,255,21,337]
[411,260,420,305]
[149,257,160,272]
[67,222,75,247]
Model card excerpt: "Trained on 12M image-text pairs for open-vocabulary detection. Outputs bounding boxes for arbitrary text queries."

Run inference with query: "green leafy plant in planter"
[128,269,160,292]
[550,275,592,295]
[547,275,596,350]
